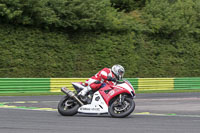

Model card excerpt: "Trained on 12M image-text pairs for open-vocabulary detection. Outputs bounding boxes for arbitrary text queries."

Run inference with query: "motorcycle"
[57,79,136,118]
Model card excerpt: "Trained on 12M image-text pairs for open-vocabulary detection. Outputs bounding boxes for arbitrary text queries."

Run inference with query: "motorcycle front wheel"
[109,97,135,118]
[57,96,80,116]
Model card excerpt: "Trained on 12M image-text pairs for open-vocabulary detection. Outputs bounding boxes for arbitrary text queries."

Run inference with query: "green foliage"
[134,34,200,77]
[110,0,146,12]
[133,0,200,77]
[0,0,133,31]
[142,0,200,38]
[0,0,200,78]
[0,24,137,77]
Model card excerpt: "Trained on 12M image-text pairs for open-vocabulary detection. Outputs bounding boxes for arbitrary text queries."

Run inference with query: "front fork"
[118,94,125,105]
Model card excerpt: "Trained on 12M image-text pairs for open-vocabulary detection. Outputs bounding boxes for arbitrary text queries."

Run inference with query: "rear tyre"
[57,96,79,116]
[109,97,135,118]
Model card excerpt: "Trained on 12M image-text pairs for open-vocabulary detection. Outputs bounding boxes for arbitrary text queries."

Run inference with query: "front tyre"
[57,96,79,116]
[109,97,135,118]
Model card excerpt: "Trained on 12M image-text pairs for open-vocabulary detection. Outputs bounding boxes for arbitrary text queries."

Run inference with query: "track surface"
[0,93,200,133]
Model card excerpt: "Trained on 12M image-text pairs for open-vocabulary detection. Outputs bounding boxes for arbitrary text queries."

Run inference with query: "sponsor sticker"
[109,90,115,96]
[80,107,100,111]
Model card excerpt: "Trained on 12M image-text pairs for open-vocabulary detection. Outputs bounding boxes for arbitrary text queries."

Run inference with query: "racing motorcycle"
[57,79,136,118]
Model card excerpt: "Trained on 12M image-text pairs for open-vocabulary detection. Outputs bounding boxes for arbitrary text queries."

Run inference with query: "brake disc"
[114,101,129,112]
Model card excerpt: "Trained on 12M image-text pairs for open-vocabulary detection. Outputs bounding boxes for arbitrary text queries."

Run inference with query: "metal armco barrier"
[0,78,200,93]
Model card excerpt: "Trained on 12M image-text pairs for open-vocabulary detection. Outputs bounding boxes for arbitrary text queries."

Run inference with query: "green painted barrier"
[0,78,200,93]
[50,78,87,92]
[174,78,200,90]
[137,78,174,91]
[0,78,50,93]
[0,78,139,93]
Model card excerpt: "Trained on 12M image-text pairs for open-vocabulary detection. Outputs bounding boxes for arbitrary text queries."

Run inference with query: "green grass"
[0,89,200,96]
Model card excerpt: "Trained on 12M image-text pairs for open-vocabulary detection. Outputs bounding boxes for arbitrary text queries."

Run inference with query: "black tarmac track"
[0,93,200,133]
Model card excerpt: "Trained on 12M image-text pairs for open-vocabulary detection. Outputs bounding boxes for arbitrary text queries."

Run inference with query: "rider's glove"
[107,76,117,82]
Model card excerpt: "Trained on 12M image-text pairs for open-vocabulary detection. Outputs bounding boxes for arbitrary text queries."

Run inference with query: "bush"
[133,0,200,77]
[0,0,134,31]
[110,0,146,12]
[133,34,200,77]
[0,0,200,78]
[0,24,137,77]
[142,0,200,38]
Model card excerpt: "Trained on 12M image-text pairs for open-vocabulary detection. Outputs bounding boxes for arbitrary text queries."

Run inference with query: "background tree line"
[0,0,199,78]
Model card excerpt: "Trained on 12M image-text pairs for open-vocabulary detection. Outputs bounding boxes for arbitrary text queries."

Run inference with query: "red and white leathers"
[86,68,116,91]
[78,68,116,96]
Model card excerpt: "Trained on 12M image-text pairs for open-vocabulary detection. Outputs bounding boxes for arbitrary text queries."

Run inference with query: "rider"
[78,64,125,97]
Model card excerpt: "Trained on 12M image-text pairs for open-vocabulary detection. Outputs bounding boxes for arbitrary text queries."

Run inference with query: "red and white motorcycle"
[58,79,136,118]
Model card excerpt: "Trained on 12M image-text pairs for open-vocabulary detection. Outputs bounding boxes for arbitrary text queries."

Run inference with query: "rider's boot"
[78,86,92,97]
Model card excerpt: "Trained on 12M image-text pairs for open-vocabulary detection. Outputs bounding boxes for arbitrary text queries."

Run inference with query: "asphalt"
[0,93,200,133]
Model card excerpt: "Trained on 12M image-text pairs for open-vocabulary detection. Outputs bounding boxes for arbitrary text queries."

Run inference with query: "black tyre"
[109,97,135,118]
[57,96,79,116]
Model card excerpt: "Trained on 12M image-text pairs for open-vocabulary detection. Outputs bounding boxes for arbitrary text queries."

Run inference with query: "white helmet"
[111,65,125,80]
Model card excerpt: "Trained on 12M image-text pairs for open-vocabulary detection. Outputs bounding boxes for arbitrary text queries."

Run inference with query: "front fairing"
[99,82,135,105]
[116,80,136,98]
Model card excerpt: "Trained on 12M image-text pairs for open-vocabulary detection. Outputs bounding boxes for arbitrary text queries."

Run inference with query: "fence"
[0,78,200,93]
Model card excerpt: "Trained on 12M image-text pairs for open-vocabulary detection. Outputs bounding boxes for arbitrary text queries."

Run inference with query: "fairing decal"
[78,91,108,114]
[99,84,131,105]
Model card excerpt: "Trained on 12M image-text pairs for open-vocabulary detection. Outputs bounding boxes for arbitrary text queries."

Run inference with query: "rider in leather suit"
[78,64,125,96]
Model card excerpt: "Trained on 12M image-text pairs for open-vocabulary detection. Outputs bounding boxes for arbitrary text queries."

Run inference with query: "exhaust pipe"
[61,87,84,106]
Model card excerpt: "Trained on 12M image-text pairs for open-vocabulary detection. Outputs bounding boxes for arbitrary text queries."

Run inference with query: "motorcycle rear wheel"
[109,97,135,118]
[57,96,79,116]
